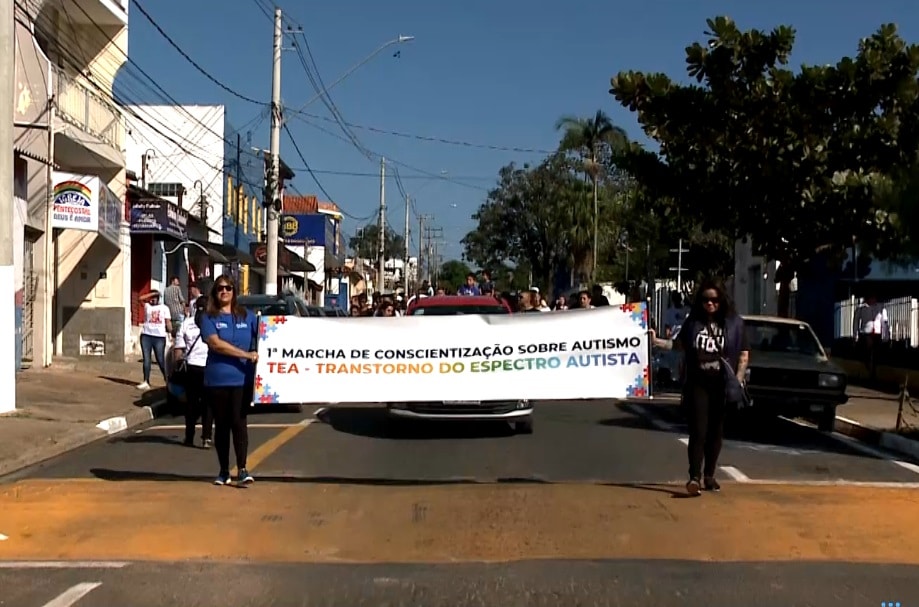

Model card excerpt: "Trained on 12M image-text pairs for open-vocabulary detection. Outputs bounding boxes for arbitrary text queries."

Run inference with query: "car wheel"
[817,407,837,433]
[514,418,534,435]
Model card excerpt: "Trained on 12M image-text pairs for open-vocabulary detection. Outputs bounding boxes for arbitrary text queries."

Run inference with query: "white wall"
[733,238,789,316]
[124,104,226,243]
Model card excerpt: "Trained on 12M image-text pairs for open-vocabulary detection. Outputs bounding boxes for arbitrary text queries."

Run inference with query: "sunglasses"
[215,284,234,293]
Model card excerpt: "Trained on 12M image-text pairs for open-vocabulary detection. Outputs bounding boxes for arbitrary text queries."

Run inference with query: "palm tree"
[556,110,629,283]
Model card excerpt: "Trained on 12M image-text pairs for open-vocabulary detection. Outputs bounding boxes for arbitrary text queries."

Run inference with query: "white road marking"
[40,582,102,607]
[780,416,919,476]
[719,466,750,482]
[739,479,919,489]
[0,561,128,569]
[676,436,820,456]
[0,533,7,541]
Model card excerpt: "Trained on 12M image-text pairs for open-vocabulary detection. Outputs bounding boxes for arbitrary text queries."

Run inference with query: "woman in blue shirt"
[198,275,259,486]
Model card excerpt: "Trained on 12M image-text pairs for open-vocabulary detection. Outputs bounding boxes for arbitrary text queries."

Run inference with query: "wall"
[124,105,227,243]
[53,170,128,361]
[733,238,779,316]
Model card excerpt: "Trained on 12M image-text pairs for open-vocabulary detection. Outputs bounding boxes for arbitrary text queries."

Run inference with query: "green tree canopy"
[438,259,472,291]
[462,153,591,294]
[610,17,919,311]
[348,224,405,261]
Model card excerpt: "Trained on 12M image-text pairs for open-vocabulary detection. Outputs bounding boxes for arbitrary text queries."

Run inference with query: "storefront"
[127,187,229,326]
[51,171,126,361]
[248,242,315,297]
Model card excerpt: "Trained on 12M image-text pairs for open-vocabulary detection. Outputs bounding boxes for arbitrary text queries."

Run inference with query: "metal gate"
[21,238,37,363]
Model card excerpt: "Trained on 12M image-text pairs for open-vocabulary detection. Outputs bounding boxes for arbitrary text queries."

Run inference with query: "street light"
[294,35,415,112]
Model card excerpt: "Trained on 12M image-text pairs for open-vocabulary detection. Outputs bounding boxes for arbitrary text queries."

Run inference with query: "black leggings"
[208,386,249,473]
[684,376,727,480]
[183,366,212,443]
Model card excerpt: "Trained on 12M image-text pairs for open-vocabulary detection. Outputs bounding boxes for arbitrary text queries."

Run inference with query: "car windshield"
[239,299,290,316]
[409,305,508,316]
[745,320,823,356]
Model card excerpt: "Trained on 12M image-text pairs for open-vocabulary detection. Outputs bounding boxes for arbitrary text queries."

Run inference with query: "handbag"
[170,334,201,387]
[710,322,751,409]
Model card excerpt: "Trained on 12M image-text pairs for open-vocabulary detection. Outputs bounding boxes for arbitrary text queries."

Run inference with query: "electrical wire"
[281,122,370,221]
[288,110,556,155]
[131,0,266,105]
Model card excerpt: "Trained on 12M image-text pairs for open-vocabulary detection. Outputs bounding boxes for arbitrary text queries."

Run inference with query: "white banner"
[254,303,651,404]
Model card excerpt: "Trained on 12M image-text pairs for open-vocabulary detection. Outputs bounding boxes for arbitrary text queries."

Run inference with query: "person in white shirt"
[175,296,212,447]
[137,290,172,390]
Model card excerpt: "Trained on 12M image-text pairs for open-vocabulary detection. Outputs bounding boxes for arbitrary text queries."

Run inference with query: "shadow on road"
[116,434,187,446]
[87,468,697,498]
[609,401,888,461]
[319,406,518,440]
[99,375,136,387]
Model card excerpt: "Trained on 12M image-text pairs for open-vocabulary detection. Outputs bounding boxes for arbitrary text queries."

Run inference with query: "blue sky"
[118,0,917,261]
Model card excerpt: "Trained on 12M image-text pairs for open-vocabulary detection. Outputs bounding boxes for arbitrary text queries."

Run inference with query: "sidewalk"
[0,359,171,478]
[835,384,919,461]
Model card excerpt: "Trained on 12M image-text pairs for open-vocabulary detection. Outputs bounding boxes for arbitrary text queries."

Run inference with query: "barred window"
[147,182,184,198]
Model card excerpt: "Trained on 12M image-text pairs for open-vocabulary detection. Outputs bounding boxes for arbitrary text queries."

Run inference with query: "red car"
[390,295,533,434]
[405,295,513,316]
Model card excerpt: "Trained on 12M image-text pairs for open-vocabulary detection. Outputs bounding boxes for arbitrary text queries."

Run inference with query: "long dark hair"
[193,295,208,327]
[207,274,247,320]
[688,278,734,325]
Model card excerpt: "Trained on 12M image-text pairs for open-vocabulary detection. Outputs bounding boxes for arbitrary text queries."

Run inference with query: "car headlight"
[818,373,842,388]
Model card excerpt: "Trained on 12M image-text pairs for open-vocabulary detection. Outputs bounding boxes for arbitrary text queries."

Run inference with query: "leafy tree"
[556,111,630,282]
[438,259,473,291]
[463,153,590,295]
[610,17,919,315]
[348,224,405,261]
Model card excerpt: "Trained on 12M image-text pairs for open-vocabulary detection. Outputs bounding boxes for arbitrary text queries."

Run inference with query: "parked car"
[651,315,848,431]
[237,293,323,317]
[389,295,533,433]
[742,315,848,431]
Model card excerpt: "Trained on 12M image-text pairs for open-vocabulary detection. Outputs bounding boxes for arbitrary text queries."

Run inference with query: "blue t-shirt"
[199,310,258,387]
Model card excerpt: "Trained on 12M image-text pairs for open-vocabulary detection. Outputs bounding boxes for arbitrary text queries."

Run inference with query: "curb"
[833,415,919,463]
[0,397,170,479]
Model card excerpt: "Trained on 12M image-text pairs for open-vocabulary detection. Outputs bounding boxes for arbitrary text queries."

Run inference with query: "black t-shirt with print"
[678,320,749,379]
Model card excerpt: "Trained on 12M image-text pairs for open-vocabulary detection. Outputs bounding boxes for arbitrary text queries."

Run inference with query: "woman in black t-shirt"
[650,280,750,496]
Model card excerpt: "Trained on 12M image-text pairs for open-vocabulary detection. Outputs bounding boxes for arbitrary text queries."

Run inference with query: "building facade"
[14,0,131,365]
[123,105,271,349]
[280,196,346,308]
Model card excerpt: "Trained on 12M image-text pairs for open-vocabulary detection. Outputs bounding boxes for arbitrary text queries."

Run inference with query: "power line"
[288,110,556,155]
[132,0,266,105]
[282,122,369,221]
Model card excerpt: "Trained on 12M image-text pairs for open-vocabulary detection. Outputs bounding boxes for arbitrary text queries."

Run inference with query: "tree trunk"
[591,149,599,286]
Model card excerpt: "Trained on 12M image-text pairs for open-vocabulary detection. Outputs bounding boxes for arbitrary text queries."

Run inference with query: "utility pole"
[0,0,16,412]
[417,214,425,291]
[669,238,689,295]
[264,6,283,295]
[403,194,411,294]
[377,157,386,293]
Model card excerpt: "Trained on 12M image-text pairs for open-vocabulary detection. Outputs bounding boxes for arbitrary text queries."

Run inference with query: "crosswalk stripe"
[41,582,102,607]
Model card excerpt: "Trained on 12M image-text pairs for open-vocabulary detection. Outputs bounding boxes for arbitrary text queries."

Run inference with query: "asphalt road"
[12,398,919,485]
[3,399,919,606]
[0,560,916,607]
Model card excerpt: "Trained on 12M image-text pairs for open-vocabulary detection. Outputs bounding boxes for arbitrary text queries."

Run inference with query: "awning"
[186,238,230,264]
[308,279,323,292]
[289,257,316,273]
[209,242,254,265]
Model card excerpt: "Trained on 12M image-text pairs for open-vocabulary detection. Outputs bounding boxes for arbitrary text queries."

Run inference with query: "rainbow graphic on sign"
[53,180,92,207]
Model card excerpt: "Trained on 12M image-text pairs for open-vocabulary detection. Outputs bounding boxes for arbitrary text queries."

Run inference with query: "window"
[744,321,823,357]
[147,182,184,198]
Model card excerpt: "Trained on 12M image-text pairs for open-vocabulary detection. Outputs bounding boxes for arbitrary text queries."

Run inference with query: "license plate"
[809,404,824,412]
[442,400,481,405]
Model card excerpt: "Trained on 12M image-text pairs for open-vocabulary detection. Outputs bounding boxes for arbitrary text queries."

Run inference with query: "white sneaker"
[136,381,150,390]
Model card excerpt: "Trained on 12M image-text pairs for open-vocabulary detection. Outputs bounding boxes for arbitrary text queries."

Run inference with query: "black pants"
[208,386,249,473]
[684,376,727,480]
[183,366,212,443]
